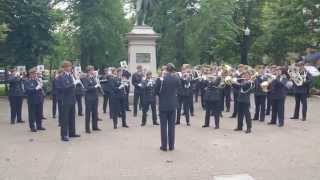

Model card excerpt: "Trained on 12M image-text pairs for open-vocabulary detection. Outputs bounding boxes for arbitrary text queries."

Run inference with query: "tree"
[1,0,57,69]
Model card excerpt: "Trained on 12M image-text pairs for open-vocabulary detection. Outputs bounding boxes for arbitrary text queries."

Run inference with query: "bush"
[314,76,320,89]
[0,84,6,96]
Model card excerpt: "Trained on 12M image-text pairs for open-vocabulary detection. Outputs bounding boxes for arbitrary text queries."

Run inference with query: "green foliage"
[1,0,56,69]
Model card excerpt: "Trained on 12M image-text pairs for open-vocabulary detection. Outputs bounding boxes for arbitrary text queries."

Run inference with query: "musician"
[57,61,80,141]
[121,67,132,111]
[253,65,268,121]
[266,65,277,116]
[230,64,244,118]
[109,68,129,129]
[24,68,46,132]
[52,69,63,126]
[234,71,253,134]
[202,76,223,129]
[75,76,84,116]
[141,71,159,126]
[268,67,290,127]
[290,61,312,121]
[36,72,46,120]
[155,63,180,151]
[7,68,25,124]
[101,68,113,116]
[221,70,231,113]
[81,66,101,133]
[176,69,193,126]
[132,65,144,117]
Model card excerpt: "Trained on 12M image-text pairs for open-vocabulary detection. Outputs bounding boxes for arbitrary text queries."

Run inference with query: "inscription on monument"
[136,53,151,63]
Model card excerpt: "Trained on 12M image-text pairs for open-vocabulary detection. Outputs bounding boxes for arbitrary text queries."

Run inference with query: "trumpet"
[287,64,306,86]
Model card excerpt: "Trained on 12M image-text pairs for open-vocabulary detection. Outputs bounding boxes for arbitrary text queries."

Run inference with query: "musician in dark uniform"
[132,65,144,117]
[202,76,223,129]
[101,68,113,116]
[109,68,129,129]
[82,66,101,133]
[141,71,159,126]
[53,69,63,126]
[290,62,312,121]
[176,71,193,126]
[57,61,80,141]
[268,67,290,127]
[253,66,268,122]
[75,79,84,116]
[234,71,253,134]
[122,68,132,111]
[24,68,46,132]
[7,68,25,124]
[230,65,244,118]
[155,63,180,151]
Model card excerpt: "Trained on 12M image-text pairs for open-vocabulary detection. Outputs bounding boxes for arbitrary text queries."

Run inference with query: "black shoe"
[78,114,83,116]
[103,111,106,114]
[61,136,69,141]
[42,117,47,120]
[278,124,284,127]
[202,125,209,128]
[175,122,180,125]
[302,117,306,121]
[141,123,146,126]
[86,130,91,134]
[70,134,80,138]
[37,127,46,131]
[133,114,137,117]
[53,115,56,119]
[214,126,219,129]
[10,121,15,125]
[114,126,117,129]
[259,119,265,122]
[153,122,160,126]
[160,147,167,151]
[234,128,242,131]
[253,118,258,121]
[127,109,131,112]
[17,120,25,123]
[191,113,194,117]
[169,147,174,151]
[31,128,37,132]
[226,109,230,112]
[230,115,236,118]
[268,122,276,125]
[122,125,129,128]
[187,123,190,126]
[290,117,298,120]
[245,129,251,134]
[93,128,101,131]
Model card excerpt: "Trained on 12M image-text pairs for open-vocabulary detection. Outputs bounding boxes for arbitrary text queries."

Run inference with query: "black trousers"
[27,103,42,130]
[293,93,307,119]
[112,97,127,128]
[52,95,58,117]
[102,93,110,113]
[9,96,23,123]
[142,101,157,124]
[271,98,285,125]
[159,110,176,150]
[133,92,143,116]
[237,102,252,130]
[85,99,98,131]
[204,100,220,127]
[76,95,83,115]
[200,90,206,109]
[40,98,44,118]
[254,95,266,121]
[266,94,272,115]
[232,92,239,116]
[194,88,199,102]
[222,91,231,112]
[61,104,76,138]
[58,100,63,126]
[177,96,192,124]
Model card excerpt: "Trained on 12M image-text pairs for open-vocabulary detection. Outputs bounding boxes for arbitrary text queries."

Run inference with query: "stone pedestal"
[126,26,160,75]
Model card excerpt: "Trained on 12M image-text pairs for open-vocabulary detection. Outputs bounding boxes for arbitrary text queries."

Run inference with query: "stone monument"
[126,0,159,75]
[126,26,159,75]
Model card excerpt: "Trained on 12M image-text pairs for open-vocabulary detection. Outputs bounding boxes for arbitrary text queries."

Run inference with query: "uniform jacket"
[8,75,24,96]
[156,73,180,111]
[24,79,43,105]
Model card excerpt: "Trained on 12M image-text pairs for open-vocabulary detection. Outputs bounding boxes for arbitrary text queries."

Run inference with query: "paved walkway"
[0,96,319,180]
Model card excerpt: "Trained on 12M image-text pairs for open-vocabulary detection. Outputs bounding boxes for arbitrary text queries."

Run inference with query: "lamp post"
[241,27,251,65]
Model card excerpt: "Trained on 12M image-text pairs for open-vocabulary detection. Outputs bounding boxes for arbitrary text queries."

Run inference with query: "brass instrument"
[287,64,306,86]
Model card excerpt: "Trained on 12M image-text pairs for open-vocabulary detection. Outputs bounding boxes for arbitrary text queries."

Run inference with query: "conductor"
[156,63,180,151]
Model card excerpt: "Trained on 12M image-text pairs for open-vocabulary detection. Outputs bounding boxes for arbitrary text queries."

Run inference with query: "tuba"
[287,64,306,86]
